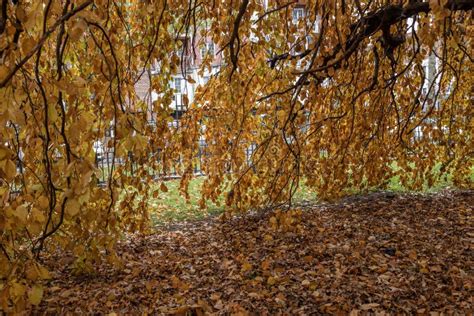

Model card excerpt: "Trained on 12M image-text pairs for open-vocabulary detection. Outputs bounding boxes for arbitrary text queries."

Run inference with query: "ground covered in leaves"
[35,190,473,314]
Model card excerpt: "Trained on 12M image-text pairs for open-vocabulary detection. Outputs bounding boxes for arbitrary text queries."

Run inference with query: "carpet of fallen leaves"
[34,190,473,314]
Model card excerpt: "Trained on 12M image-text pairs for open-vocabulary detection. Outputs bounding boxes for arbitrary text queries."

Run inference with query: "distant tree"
[0,0,472,310]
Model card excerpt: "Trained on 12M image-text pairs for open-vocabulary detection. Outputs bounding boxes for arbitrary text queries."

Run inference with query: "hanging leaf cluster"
[0,0,472,310]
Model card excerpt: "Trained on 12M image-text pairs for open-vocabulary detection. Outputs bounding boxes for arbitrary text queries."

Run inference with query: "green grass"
[387,162,474,192]
[146,177,318,225]
[131,164,473,225]
[147,177,223,224]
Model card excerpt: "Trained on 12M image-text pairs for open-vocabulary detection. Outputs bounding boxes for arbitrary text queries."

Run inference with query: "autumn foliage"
[0,0,472,311]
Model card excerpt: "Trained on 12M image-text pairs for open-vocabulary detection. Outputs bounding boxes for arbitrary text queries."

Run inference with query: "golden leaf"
[10,282,26,298]
[20,37,36,55]
[241,262,252,272]
[68,19,88,41]
[0,65,9,81]
[37,265,51,280]
[14,205,28,224]
[67,199,81,217]
[267,276,276,286]
[4,159,16,180]
[28,285,43,306]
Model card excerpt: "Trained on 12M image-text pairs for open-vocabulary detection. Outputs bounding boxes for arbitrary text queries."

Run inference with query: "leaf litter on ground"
[34,190,473,314]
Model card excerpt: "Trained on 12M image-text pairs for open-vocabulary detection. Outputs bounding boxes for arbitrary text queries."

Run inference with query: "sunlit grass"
[147,177,223,224]
[141,164,472,225]
[146,177,318,225]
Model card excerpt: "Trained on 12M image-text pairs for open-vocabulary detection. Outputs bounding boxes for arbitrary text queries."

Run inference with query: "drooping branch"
[306,0,472,74]
[253,1,297,25]
[0,0,93,88]
[0,0,7,35]
[228,0,249,78]
[267,1,473,78]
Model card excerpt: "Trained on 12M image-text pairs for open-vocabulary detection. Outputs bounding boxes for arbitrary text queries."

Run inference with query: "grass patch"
[146,177,221,224]
[387,162,473,192]
[141,164,472,225]
[147,177,318,225]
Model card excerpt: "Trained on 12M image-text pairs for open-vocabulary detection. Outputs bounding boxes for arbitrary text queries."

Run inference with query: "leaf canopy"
[0,0,472,310]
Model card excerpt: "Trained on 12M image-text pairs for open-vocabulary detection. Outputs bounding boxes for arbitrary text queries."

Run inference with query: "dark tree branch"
[0,0,93,88]
[254,1,297,25]
[265,0,472,79]
[228,0,249,79]
[299,0,473,75]
[0,0,7,35]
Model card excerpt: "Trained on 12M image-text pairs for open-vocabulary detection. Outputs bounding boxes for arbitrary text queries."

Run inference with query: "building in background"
[135,33,223,128]
[133,0,313,125]
[97,1,442,178]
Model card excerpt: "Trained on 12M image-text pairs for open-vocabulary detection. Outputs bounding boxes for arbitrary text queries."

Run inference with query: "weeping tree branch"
[0,0,7,35]
[267,1,473,77]
[228,0,249,79]
[0,0,93,88]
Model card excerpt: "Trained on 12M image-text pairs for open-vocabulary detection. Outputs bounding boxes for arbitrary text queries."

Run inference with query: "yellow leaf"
[4,159,16,180]
[28,285,43,306]
[264,234,273,241]
[170,275,181,288]
[328,67,335,76]
[261,259,271,270]
[267,276,276,286]
[25,262,39,280]
[15,6,27,23]
[10,281,26,298]
[0,65,9,81]
[67,199,81,217]
[48,104,58,123]
[241,262,252,272]
[361,303,380,310]
[21,37,36,55]
[0,147,8,160]
[15,205,28,223]
[182,94,189,106]
[31,207,45,222]
[37,196,49,209]
[37,265,51,280]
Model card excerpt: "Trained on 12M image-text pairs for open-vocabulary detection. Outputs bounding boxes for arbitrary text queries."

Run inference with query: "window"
[207,42,214,56]
[174,78,182,93]
[313,15,321,33]
[150,60,159,73]
[414,126,423,140]
[293,8,305,23]
[105,126,114,137]
[172,94,184,111]
[201,42,215,57]
[168,119,180,129]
